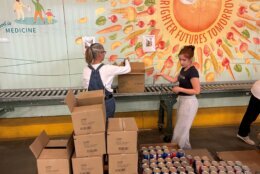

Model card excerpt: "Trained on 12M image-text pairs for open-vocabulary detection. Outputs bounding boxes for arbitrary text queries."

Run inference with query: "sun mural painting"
[75,0,260,83]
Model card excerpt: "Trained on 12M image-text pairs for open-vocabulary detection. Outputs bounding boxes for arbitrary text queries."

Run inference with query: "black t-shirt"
[178,66,199,96]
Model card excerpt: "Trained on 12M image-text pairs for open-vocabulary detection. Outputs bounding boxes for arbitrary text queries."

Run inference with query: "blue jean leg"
[105,97,115,119]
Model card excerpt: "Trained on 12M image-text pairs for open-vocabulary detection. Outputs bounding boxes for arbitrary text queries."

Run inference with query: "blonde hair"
[85,43,104,64]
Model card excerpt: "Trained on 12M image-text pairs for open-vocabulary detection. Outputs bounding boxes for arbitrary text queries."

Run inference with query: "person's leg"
[172,96,198,149]
[105,97,116,119]
[238,95,260,137]
[39,12,45,23]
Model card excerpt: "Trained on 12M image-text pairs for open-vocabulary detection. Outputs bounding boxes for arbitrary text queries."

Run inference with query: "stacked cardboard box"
[29,131,74,174]
[65,90,106,174]
[107,117,139,174]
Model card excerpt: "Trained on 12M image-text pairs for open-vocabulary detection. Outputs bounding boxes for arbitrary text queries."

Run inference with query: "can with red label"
[170,149,177,158]
[186,154,193,165]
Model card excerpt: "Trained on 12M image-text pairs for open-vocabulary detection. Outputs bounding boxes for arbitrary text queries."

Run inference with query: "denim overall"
[88,64,115,119]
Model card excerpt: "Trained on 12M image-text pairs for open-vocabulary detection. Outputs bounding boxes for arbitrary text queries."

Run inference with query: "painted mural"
[0,0,259,89]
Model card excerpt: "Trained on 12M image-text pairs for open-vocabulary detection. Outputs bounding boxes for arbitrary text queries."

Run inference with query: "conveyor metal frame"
[0,80,254,138]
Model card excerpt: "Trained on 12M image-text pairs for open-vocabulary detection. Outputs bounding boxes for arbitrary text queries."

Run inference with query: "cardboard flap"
[107,118,123,132]
[129,62,145,74]
[122,118,138,131]
[29,130,49,158]
[46,139,68,147]
[77,90,104,106]
[108,118,138,132]
[66,133,74,157]
[65,90,77,112]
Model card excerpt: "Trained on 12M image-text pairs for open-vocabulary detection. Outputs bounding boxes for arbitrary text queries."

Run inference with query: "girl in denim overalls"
[83,43,131,119]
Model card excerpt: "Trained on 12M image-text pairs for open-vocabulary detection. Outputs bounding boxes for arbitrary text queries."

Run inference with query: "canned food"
[161,167,169,174]
[180,156,187,162]
[142,163,149,169]
[153,167,161,174]
[234,166,242,172]
[143,167,153,174]
[219,161,227,167]
[211,161,219,167]
[150,162,157,169]
[193,156,201,162]
[177,149,185,158]
[158,157,164,163]
[177,166,186,173]
[188,172,195,174]
[201,166,209,172]
[141,146,148,152]
[169,166,177,173]
[186,166,194,172]
[218,165,226,172]
[235,172,243,174]
[186,154,193,165]
[148,146,154,151]
[173,161,181,168]
[202,171,209,174]
[227,161,235,166]
[142,159,149,164]
[143,151,149,159]
[162,145,168,151]
[157,150,163,158]
[201,156,209,162]
[241,165,250,172]
[163,149,170,158]
[227,171,235,174]
[226,166,234,172]
[210,171,218,174]
[149,151,157,159]
[219,171,227,174]
[244,171,252,174]
[181,161,189,168]
[150,158,157,163]
[170,149,177,158]
[203,160,211,167]
[165,157,172,163]
[235,161,242,167]
[172,157,180,162]
[166,161,173,168]
[155,145,161,151]
[158,162,165,168]
[209,166,218,172]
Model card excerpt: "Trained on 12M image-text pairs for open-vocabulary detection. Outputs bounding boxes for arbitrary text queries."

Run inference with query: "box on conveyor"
[65,89,106,135]
[107,117,138,154]
[118,62,145,93]
[29,130,73,174]
[73,132,106,158]
[72,152,103,174]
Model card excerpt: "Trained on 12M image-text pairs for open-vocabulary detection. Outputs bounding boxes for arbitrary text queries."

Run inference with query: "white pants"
[171,95,198,149]
[16,9,24,20]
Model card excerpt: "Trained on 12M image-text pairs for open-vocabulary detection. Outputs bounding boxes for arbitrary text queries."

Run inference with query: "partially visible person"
[32,0,45,24]
[83,43,131,119]
[45,9,55,24]
[13,0,27,20]
[237,80,260,145]
[155,45,200,149]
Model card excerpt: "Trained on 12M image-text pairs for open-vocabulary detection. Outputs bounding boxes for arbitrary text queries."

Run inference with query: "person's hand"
[153,72,162,80]
[172,86,182,94]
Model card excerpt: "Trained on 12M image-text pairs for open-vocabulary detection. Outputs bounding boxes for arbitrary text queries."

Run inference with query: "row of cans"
[193,160,251,174]
[142,148,186,159]
[143,166,195,174]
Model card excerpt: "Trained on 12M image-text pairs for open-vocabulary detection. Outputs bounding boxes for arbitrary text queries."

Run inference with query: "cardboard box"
[72,153,103,174]
[29,131,73,174]
[107,118,138,154]
[109,153,138,174]
[65,90,106,135]
[74,132,106,157]
[118,62,145,93]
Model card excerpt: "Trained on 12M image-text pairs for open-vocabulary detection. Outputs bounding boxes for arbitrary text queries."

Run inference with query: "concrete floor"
[0,125,259,174]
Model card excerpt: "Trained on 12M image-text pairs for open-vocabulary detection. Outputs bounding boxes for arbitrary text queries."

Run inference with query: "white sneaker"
[237,134,255,145]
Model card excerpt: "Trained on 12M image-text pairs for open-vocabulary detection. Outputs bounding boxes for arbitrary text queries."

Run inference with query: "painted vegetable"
[197,47,203,73]
[96,16,106,26]
[96,25,122,34]
[222,58,235,80]
[216,39,234,59]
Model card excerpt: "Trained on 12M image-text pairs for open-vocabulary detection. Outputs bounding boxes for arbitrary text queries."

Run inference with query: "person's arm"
[109,59,131,75]
[173,77,200,95]
[31,0,36,5]
[155,72,178,83]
